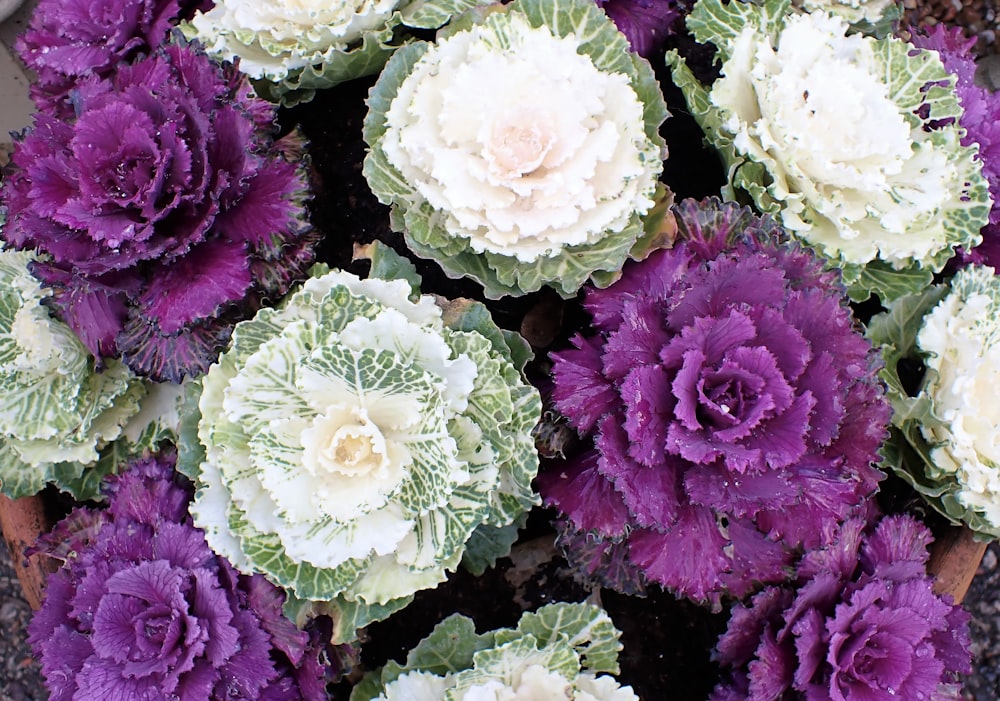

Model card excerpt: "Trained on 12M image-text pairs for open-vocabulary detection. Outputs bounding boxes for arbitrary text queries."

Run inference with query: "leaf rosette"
[538,198,889,606]
[0,247,144,499]
[351,602,636,701]
[363,0,668,298]
[869,265,1000,538]
[181,0,490,105]
[187,250,540,638]
[667,0,991,303]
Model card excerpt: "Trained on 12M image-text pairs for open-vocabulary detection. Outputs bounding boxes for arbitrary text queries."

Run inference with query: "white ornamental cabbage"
[364,0,668,298]
[917,266,1000,531]
[667,0,990,302]
[182,0,490,104]
[187,252,540,637]
[0,247,146,498]
[352,603,637,701]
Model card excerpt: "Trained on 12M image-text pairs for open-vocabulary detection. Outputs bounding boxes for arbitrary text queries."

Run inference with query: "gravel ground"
[0,533,44,701]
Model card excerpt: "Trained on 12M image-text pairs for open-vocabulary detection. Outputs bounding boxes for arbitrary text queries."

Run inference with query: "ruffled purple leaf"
[593,0,688,57]
[27,452,345,700]
[711,515,973,701]
[2,43,315,381]
[540,197,888,605]
[15,0,206,117]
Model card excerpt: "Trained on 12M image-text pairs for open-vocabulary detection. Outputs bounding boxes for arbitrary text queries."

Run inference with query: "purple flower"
[2,43,317,381]
[538,198,889,605]
[15,0,209,116]
[27,452,344,701]
[910,26,1000,268]
[593,0,687,57]
[711,515,972,701]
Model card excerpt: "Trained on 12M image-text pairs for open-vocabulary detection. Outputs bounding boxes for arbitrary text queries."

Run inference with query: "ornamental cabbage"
[711,515,972,701]
[0,246,144,499]
[666,0,991,302]
[2,42,316,382]
[181,0,489,105]
[16,0,203,116]
[352,602,636,701]
[538,198,889,606]
[27,452,338,701]
[364,0,668,299]
[185,246,541,640]
[869,265,1000,538]
[911,26,1000,269]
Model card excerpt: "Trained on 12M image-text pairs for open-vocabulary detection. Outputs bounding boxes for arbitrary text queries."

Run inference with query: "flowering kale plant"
[15,0,204,116]
[352,602,636,701]
[910,25,1000,269]
[2,42,316,382]
[667,0,991,303]
[0,245,144,499]
[363,0,668,299]
[870,265,1000,538]
[183,244,540,641]
[181,0,491,105]
[711,515,971,701]
[538,198,889,606]
[27,451,338,701]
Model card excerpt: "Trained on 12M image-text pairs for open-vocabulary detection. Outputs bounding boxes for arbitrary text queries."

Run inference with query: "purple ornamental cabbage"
[593,0,687,58]
[27,451,341,701]
[538,198,889,606]
[711,515,972,701]
[910,26,1000,268]
[16,0,209,116]
[2,42,317,381]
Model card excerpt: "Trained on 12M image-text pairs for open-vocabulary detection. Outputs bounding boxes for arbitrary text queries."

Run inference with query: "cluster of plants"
[2,0,999,697]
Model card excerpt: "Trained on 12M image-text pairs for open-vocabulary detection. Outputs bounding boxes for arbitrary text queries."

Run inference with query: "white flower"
[917,266,1000,528]
[189,259,540,625]
[668,0,990,301]
[364,0,668,297]
[711,11,975,269]
[185,0,401,81]
[382,13,657,263]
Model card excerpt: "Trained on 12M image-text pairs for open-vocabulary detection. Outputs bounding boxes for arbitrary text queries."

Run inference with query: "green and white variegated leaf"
[351,603,633,701]
[187,256,541,639]
[867,268,1000,539]
[182,0,489,106]
[504,601,623,675]
[0,249,145,498]
[364,0,668,299]
[672,0,991,304]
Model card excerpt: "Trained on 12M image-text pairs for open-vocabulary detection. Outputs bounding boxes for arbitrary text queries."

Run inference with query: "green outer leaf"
[686,0,791,58]
[867,285,1000,539]
[510,602,623,675]
[363,240,424,298]
[460,513,526,576]
[364,0,668,298]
